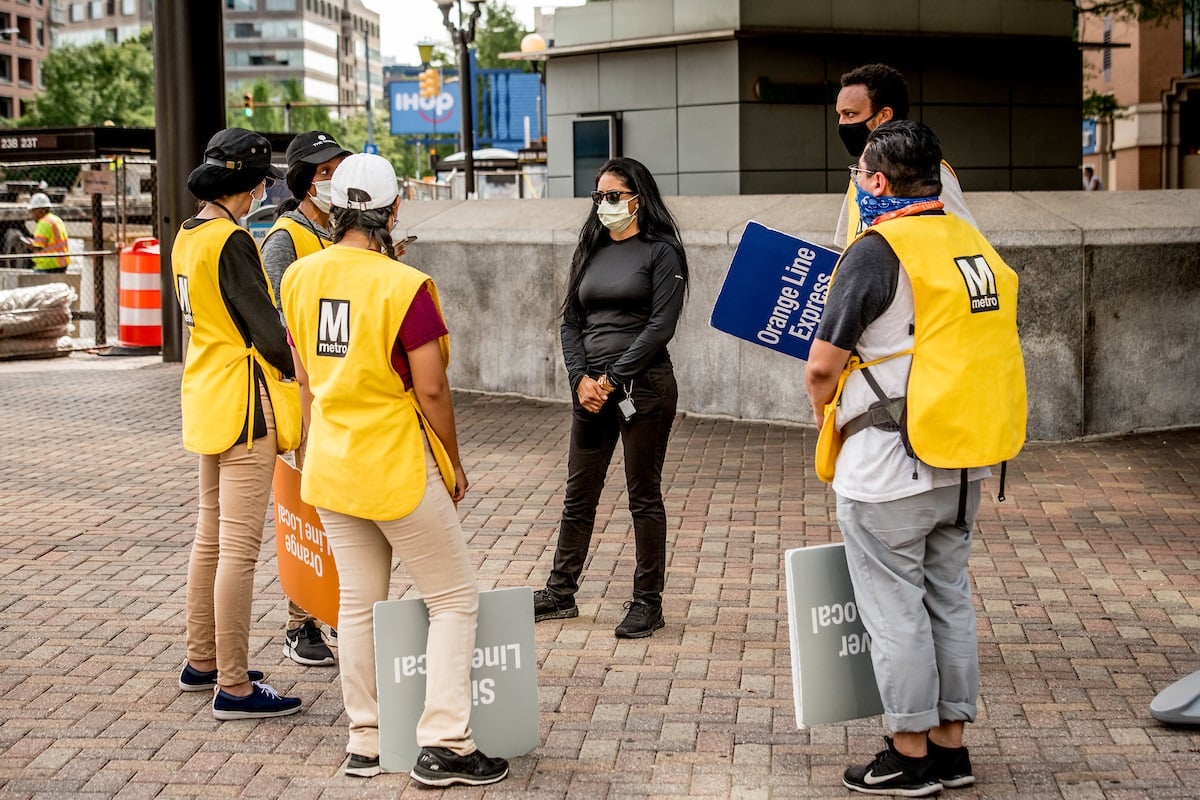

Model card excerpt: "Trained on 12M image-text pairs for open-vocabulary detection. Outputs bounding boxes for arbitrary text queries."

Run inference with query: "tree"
[226,78,335,133]
[474,1,531,71]
[427,1,531,72]
[1073,0,1185,23]
[17,29,155,127]
[330,113,421,179]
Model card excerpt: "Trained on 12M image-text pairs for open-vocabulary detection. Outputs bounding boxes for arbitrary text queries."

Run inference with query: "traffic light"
[418,68,440,99]
[243,94,253,117]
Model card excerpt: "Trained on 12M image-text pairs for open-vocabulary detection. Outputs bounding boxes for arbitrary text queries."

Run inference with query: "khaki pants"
[185,390,277,686]
[319,439,479,758]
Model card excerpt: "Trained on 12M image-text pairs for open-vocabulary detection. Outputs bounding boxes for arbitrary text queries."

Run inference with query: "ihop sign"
[389,80,460,136]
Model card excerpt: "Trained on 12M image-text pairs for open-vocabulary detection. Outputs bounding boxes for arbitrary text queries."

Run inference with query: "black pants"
[546,363,678,607]
[35,267,67,274]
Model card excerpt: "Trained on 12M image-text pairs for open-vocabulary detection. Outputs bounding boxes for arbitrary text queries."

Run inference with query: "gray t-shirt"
[261,209,330,307]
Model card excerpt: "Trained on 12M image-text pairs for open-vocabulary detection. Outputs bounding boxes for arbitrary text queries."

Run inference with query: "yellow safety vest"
[264,215,327,259]
[171,217,298,455]
[282,244,454,520]
[32,212,70,270]
[855,213,1027,468]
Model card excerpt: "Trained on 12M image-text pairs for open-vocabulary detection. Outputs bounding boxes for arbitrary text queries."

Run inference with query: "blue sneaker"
[212,682,302,720]
[178,663,264,692]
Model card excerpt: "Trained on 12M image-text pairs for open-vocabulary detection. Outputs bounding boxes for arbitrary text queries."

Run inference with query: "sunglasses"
[590,190,636,205]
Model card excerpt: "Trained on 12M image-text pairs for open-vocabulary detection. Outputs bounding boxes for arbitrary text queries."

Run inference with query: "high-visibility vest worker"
[26,192,71,272]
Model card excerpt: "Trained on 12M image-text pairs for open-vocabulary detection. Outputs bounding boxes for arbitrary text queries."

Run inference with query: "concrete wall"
[395,191,1200,442]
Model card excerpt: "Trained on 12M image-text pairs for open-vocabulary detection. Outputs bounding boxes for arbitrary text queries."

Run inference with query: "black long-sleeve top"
[560,235,685,391]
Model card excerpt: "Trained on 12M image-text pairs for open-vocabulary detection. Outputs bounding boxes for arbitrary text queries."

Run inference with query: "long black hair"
[561,157,689,321]
[273,160,319,220]
[329,197,397,259]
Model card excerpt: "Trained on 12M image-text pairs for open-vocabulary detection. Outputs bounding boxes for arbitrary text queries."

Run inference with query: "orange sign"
[273,457,340,628]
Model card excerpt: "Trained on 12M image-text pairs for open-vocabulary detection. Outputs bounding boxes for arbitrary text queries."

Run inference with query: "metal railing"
[0,156,158,349]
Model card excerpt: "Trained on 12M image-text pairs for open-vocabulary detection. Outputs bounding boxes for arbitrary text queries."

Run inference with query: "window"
[0,97,11,118]
[1186,0,1199,76]
[105,27,117,43]
[35,20,43,47]
[225,0,256,10]
[17,56,32,87]
[0,56,10,82]
[231,21,261,38]
[265,0,296,9]
[106,0,115,15]
[572,116,620,197]
[0,13,8,31]
[1102,16,1112,82]
[226,48,303,67]
[69,3,84,22]
[121,0,135,14]
[89,0,103,20]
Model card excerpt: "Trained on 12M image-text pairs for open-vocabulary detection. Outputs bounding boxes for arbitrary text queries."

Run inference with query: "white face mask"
[597,197,637,232]
[248,183,266,216]
[309,180,333,214]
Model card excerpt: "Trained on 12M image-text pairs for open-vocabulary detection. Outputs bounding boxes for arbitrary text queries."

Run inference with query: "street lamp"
[520,32,547,145]
[436,0,485,198]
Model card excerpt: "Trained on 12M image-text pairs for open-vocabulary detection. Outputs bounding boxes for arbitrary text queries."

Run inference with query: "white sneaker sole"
[212,703,302,721]
[283,642,336,666]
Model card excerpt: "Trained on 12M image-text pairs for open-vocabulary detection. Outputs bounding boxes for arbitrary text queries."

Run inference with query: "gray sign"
[374,586,539,772]
[785,544,884,727]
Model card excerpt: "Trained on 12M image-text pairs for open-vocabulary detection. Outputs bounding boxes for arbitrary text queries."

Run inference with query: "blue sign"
[389,80,461,136]
[1082,118,1097,155]
[710,221,839,362]
[363,142,378,154]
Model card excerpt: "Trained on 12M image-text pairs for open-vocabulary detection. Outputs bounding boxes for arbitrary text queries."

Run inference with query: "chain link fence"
[0,157,157,354]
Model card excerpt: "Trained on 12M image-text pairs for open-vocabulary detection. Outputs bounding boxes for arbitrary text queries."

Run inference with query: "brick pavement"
[1,353,1199,799]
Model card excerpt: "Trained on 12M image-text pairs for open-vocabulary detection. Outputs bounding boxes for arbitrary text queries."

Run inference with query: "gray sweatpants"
[836,481,981,733]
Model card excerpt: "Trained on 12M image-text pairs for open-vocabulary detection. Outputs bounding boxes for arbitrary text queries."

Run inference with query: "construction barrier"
[117,237,161,349]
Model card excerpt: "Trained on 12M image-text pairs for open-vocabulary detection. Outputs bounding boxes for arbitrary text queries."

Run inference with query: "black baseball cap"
[286,131,353,166]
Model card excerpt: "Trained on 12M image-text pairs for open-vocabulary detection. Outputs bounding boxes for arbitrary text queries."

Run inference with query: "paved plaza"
[1,353,1199,799]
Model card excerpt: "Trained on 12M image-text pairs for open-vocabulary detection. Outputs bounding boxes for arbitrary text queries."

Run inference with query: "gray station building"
[541,0,1081,198]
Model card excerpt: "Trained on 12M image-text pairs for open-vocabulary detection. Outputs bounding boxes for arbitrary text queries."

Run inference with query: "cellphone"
[400,235,417,246]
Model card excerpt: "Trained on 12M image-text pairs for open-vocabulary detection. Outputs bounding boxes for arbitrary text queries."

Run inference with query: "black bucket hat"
[186,128,284,201]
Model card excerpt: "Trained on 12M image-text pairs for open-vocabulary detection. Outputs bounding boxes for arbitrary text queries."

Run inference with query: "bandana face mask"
[854,183,938,227]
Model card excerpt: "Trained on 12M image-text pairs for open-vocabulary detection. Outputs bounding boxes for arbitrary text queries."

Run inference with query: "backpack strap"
[854,358,917,462]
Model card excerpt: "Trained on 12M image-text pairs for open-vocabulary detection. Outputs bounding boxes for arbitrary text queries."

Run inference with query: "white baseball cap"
[331,153,398,211]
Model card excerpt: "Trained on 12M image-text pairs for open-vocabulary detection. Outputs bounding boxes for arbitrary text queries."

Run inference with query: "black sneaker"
[533,588,578,622]
[284,620,336,666]
[344,753,380,778]
[843,737,943,797]
[927,739,974,788]
[211,682,303,720]
[614,599,664,639]
[410,746,509,787]
[178,663,264,692]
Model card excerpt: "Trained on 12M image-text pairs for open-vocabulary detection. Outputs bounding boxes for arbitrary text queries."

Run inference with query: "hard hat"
[27,192,52,210]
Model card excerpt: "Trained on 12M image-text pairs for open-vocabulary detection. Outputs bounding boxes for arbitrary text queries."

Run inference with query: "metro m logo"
[316,298,349,357]
[954,254,1000,313]
[176,275,194,326]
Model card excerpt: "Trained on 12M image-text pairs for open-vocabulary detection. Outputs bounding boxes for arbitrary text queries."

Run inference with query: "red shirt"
[391,283,448,389]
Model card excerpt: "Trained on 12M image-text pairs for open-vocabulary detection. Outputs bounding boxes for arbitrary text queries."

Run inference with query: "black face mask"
[838,119,872,159]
